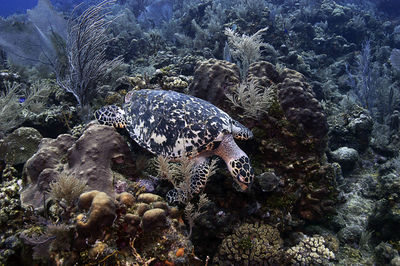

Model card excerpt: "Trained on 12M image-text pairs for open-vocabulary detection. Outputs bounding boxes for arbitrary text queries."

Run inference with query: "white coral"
[286,234,335,265]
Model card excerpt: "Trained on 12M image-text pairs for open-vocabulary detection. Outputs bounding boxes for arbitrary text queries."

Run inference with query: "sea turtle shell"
[124,89,234,159]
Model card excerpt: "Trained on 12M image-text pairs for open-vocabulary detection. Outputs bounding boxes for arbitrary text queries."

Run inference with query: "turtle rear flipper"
[94,105,127,128]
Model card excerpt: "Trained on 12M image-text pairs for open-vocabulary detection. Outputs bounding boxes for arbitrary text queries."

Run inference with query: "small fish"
[19,97,26,103]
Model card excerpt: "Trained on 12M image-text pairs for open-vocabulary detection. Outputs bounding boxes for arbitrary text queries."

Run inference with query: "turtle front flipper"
[94,105,127,128]
[166,156,214,204]
[231,120,253,140]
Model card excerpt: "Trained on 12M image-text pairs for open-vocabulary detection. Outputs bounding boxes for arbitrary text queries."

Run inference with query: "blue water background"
[0,0,101,18]
[0,0,38,17]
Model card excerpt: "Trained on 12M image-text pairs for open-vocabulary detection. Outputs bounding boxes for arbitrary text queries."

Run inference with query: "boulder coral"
[188,58,240,113]
[76,190,116,238]
[112,192,194,265]
[21,123,134,209]
[21,134,75,209]
[0,127,43,165]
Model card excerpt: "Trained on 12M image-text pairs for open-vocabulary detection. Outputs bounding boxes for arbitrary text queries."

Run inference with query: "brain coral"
[213,221,283,265]
[76,190,116,239]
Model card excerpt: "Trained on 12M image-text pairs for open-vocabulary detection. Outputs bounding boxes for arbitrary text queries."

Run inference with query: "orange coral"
[164,260,175,266]
[176,247,185,257]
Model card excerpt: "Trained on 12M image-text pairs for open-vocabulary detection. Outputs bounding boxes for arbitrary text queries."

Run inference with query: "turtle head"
[94,105,127,128]
[228,155,254,191]
[231,120,253,140]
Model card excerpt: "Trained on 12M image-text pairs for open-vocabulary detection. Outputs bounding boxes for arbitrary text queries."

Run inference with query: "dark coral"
[275,68,328,145]
[327,106,373,152]
[188,58,240,113]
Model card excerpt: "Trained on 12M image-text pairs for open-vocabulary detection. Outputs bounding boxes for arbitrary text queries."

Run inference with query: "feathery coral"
[49,174,87,206]
[226,78,275,119]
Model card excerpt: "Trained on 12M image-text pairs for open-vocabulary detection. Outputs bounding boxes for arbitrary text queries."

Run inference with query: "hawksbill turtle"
[94,89,254,202]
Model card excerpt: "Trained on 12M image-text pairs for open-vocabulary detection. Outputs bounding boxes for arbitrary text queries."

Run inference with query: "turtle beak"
[237,180,249,191]
[236,175,250,191]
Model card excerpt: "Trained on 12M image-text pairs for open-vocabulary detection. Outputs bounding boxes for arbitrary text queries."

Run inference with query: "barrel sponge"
[77,190,116,237]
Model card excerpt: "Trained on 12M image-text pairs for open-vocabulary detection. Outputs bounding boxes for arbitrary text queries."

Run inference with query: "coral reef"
[0,165,24,264]
[1,0,400,264]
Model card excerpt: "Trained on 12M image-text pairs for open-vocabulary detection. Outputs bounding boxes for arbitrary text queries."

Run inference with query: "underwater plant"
[226,78,275,119]
[154,154,215,237]
[56,0,123,119]
[48,174,87,206]
[225,27,268,78]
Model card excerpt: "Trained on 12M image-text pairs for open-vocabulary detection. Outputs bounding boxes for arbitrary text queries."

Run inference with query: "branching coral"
[0,80,53,135]
[184,194,210,238]
[154,155,215,237]
[154,155,218,204]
